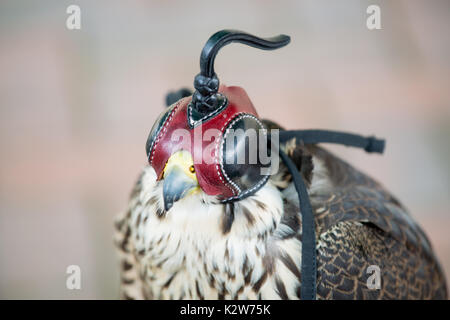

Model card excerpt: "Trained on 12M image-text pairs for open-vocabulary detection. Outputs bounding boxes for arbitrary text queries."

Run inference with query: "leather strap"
[275,130,385,300]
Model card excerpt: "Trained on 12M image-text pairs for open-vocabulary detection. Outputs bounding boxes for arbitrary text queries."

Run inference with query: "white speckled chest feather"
[123,166,305,300]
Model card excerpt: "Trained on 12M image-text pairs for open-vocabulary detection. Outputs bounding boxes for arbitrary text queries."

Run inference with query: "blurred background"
[0,0,449,299]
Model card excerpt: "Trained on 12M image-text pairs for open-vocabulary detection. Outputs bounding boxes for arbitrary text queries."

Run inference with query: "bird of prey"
[114,30,447,300]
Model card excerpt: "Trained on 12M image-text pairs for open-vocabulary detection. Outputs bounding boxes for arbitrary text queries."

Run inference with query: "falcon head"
[162,150,198,211]
[145,30,290,214]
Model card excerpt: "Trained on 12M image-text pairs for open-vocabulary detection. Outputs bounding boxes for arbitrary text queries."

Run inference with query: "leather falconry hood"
[146,30,291,202]
[145,29,386,300]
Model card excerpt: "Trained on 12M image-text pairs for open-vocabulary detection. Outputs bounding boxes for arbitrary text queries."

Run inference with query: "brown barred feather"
[115,124,447,299]
[306,144,447,299]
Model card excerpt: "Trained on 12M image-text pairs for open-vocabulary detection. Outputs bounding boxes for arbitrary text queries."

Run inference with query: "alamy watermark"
[170,127,279,175]
[366,265,381,290]
[366,5,381,30]
[66,5,81,30]
[66,265,81,290]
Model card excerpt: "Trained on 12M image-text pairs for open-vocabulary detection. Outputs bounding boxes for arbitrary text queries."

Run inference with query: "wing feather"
[279,141,447,299]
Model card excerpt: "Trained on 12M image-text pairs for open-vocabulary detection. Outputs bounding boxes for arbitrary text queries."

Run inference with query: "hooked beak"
[163,166,198,211]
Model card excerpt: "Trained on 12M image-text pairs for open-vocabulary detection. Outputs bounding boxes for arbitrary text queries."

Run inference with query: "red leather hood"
[148,85,259,199]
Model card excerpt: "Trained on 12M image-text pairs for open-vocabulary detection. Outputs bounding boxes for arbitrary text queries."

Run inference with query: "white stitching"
[149,102,180,166]
[218,113,267,200]
[214,112,249,196]
[223,115,268,200]
[223,175,269,202]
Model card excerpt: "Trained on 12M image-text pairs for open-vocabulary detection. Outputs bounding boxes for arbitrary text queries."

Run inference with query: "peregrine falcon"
[114,30,447,300]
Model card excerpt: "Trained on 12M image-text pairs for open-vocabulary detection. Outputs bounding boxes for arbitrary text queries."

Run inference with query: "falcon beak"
[162,151,198,211]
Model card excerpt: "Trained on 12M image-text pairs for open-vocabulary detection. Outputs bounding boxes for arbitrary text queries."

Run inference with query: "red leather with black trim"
[148,85,259,198]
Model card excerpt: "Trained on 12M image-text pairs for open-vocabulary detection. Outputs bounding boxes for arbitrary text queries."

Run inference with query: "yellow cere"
[163,150,198,181]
